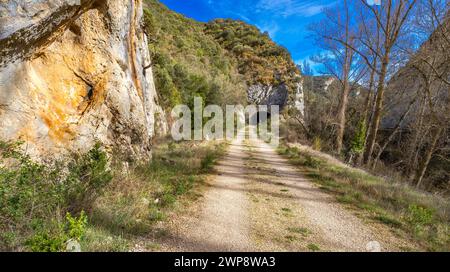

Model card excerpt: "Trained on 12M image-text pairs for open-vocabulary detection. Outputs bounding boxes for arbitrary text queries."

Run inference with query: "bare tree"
[371,94,417,170]
[310,0,365,155]
[412,20,449,188]
[361,0,418,165]
[316,0,418,163]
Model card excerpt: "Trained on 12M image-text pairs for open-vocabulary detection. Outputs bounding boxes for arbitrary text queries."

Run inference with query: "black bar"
[0,252,446,271]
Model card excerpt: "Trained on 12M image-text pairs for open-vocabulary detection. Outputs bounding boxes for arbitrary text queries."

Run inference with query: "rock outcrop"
[382,16,450,130]
[247,83,289,110]
[293,80,305,118]
[0,0,166,161]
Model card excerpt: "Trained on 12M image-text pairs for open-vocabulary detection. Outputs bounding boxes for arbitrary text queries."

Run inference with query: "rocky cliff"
[247,83,289,109]
[205,19,301,110]
[382,16,450,130]
[0,0,166,160]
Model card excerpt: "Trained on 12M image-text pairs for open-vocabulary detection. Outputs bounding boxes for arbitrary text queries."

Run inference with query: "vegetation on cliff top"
[143,0,246,111]
[143,0,300,113]
[205,19,300,88]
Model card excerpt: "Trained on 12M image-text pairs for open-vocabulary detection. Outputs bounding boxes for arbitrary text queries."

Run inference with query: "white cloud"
[257,0,336,17]
[295,57,323,75]
[255,21,280,38]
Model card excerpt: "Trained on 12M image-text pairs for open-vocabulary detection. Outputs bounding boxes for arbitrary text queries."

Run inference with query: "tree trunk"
[335,5,353,156]
[356,65,377,166]
[336,77,351,155]
[372,97,415,170]
[363,60,377,123]
[414,127,442,189]
[363,55,389,165]
[407,94,426,177]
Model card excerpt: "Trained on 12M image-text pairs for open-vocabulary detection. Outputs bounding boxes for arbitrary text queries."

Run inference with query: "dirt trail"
[158,139,252,251]
[157,138,417,252]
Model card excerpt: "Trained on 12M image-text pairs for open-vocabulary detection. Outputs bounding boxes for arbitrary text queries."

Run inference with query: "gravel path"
[158,139,252,251]
[156,138,417,252]
[249,140,385,251]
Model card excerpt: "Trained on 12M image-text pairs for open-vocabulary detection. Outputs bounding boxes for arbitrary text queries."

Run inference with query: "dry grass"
[278,143,450,251]
[81,139,227,251]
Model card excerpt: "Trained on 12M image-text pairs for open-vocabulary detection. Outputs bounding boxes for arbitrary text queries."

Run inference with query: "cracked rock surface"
[0,0,167,160]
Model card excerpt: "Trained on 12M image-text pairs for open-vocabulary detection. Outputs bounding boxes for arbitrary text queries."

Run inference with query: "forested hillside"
[143,0,300,114]
[143,0,246,110]
[205,19,299,89]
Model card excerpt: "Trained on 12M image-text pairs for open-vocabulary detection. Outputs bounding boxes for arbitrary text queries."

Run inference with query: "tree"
[411,17,449,188]
[310,0,366,155]
[358,0,418,165]
[389,0,450,188]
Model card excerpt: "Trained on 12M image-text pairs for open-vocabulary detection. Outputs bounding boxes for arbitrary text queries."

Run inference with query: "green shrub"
[66,211,88,241]
[406,205,434,231]
[350,119,367,154]
[303,155,323,169]
[26,228,67,252]
[25,212,88,252]
[201,152,216,171]
[64,143,113,212]
[168,142,176,152]
[0,141,111,251]
[161,193,176,207]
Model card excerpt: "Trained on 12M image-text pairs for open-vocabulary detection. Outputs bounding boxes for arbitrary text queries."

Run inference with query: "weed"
[303,155,323,169]
[285,235,296,242]
[287,227,310,236]
[373,214,403,228]
[406,205,435,236]
[148,207,166,222]
[201,153,216,172]
[25,212,88,252]
[65,211,88,241]
[307,243,320,251]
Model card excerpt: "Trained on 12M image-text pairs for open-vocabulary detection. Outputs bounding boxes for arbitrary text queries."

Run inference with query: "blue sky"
[159,0,337,72]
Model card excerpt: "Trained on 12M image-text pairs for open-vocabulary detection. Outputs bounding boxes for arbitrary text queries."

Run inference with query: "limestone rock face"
[293,80,305,118]
[247,83,289,110]
[0,0,167,160]
[382,16,450,129]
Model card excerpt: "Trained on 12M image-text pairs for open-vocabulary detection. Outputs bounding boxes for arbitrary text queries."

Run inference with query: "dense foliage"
[143,0,246,111]
[205,19,300,88]
[143,0,300,114]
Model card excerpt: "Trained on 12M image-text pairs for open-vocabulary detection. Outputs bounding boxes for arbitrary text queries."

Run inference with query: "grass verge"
[83,139,227,251]
[278,143,449,251]
[0,139,226,252]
